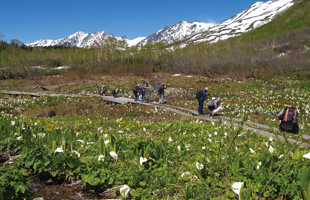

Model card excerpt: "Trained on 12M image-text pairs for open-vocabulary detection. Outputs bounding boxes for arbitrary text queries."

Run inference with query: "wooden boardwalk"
[1,90,309,147]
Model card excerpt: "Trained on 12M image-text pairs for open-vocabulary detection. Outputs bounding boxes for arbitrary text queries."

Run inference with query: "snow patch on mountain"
[189,0,294,44]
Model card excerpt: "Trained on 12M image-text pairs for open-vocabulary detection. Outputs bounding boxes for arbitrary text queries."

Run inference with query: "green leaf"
[16,184,27,194]
[131,190,141,197]
[88,178,101,186]
[108,177,114,184]
[80,156,96,162]
[139,181,146,186]
[51,170,59,177]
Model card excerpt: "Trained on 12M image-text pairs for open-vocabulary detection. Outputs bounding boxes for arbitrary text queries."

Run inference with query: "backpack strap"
[284,107,289,122]
[292,109,297,123]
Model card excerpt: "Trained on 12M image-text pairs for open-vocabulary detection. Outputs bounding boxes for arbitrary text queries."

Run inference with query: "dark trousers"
[133,91,138,100]
[198,99,204,114]
[141,91,146,101]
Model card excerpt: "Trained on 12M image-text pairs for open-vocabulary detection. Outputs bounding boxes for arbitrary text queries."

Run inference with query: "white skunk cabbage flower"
[168,137,173,142]
[55,147,64,153]
[181,171,191,177]
[120,185,130,198]
[177,145,181,151]
[98,155,105,162]
[140,157,147,166]
[104,140,109,146]
[257,161,262,169]
[72,150,80,157]
[249,148,255,154]
[196,162,204,170]
[110,151,118,160]
[303,152,310,159]
[77,140,84,144]
[232,182,243,198]
[269,146,275,154]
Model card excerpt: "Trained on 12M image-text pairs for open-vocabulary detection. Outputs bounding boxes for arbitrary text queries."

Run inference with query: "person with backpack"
[278,105,299,134]
[196,87,209,115]
[132,85,139,101]
[208,97,222,116]
[99,85,106,96]
[112,88,119,97]
[158,83,166,104]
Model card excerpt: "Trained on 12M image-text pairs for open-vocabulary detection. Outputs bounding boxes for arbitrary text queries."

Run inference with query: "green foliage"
[0,165,33,199]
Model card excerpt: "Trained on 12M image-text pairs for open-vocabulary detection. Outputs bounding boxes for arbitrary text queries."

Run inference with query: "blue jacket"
[198,90,207,101]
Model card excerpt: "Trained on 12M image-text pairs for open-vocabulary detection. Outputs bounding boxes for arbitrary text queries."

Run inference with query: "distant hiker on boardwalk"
[144,81,150,102]
[158,83,166,104]
[196,87,209,115]
[112,88,119,97]
[132,85,139,101]
[208,97,222,116]
[278,105,299,134]
[99,85,106,96]
[140,81,147,101]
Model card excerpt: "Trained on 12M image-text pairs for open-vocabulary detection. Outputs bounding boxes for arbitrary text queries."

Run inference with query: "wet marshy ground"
[30,177,117,200]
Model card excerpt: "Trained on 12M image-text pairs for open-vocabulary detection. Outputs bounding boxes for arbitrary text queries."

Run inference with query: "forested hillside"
[0,0,309,80]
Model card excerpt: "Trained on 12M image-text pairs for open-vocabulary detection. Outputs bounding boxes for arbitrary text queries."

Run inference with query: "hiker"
[158,83,166,104]
[278,105,299,134]
[144,81,150,102]
[141,81,147,101]
[196,87,209,115]
[99,85,107,96]
[112,88,119,97]
[132,85,139,101]
[208,97,222,116]
[138,84,143,101]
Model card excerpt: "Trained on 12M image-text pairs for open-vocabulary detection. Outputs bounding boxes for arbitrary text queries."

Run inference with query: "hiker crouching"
[278,105,299,134]
[208,97,222,116]
[99,85,106,96]
[112,88,119,97]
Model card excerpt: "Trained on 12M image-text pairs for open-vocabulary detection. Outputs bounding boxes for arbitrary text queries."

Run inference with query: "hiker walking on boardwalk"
[278,105,299,134]
[112,88,119,97]
[208,97,222,116]
[132,85,139,101]
[196,87,209,115]
[99,85,107,96]
[158,83,166,104]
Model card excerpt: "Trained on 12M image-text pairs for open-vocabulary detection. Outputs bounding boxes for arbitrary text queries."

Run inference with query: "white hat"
[212,97,216,100]
[205,87,209,91]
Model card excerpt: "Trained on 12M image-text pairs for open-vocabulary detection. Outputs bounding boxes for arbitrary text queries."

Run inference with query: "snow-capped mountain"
[138,21,214,46]
[27,31,112,48]
[27,0,295,48]
[27,31,145,48]
[141,0,295,46]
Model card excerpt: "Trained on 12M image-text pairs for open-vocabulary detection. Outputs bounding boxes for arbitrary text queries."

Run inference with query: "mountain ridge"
[26,0,295,48]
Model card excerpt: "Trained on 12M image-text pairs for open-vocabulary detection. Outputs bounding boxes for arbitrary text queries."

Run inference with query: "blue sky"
[0,0,267,44]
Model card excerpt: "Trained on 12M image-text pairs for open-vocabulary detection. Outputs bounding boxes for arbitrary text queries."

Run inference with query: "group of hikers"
[195,87,299,134]
[100,83,299,135]
[99,81,167,104]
